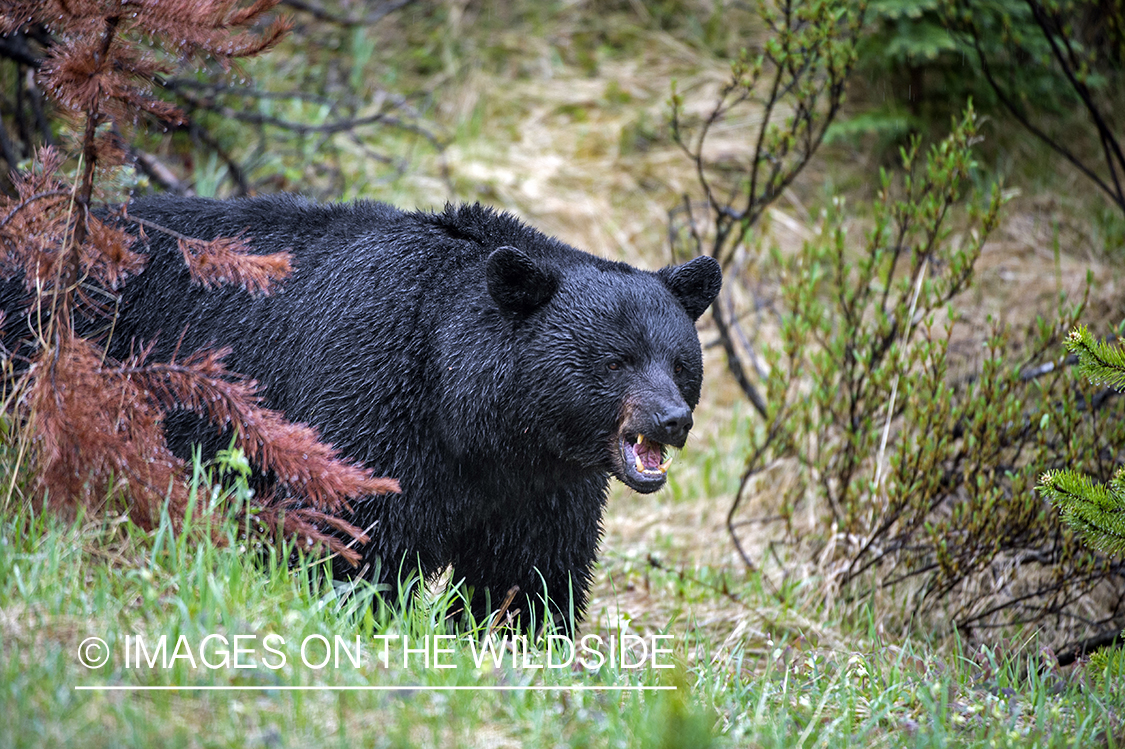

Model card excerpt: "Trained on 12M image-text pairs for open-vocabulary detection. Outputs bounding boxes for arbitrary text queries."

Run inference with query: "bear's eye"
[673,361,684,375]
[606,359,624,372]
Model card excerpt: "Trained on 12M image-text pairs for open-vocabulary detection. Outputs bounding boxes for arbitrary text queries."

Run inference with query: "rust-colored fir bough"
[0,0,397,563]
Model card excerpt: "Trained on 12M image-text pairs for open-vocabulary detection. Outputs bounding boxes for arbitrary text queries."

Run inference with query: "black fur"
[4,195,722,631]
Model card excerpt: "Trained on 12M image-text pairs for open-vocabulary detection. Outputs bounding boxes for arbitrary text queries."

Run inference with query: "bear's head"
[487,246,722,493]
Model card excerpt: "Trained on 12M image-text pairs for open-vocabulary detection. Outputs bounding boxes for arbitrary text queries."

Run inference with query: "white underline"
[75,684,676,692]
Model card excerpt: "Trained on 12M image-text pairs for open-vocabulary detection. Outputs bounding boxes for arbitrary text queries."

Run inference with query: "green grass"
[1,469,1120,748]
[0,501,710,748]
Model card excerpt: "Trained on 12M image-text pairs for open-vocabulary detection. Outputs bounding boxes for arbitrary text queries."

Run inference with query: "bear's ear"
[657,255,722,321]
[487,246,558,315]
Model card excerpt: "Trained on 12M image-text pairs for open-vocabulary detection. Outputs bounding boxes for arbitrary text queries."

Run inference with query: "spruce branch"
[1036,326,1125,559]
[1040,468,1125,558]
[1064,325,1125,393]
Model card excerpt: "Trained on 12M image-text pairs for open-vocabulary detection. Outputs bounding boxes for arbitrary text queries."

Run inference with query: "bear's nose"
[655,406,693,445]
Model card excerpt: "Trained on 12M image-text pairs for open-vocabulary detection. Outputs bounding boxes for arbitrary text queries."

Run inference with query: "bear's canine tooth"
[634,434,647,473]
[658,453,674,474]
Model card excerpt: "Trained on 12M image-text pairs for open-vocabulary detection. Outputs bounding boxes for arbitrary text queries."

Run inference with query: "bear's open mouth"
[617,433,675,492]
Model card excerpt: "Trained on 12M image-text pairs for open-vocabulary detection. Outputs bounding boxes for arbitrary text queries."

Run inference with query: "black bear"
[27,195,722,630]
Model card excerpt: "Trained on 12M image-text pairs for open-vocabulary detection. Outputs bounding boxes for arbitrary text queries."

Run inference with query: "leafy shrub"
[670,0,865,417]
[731,110,1125,643]
[670,0,1125,649]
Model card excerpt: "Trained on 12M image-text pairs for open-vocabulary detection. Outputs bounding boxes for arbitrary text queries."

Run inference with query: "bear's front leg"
[450,495,604,636]
[453,550,596,637]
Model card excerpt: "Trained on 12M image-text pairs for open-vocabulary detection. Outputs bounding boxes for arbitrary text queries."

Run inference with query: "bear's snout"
[653,404,693,447]
[611,384,696,494]
[632,370,694,450]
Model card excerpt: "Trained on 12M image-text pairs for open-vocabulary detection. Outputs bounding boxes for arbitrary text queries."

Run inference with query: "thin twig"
[873,258,928,489]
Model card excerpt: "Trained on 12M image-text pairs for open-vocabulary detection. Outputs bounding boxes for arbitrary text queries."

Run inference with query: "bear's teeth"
[633,433,670,475]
